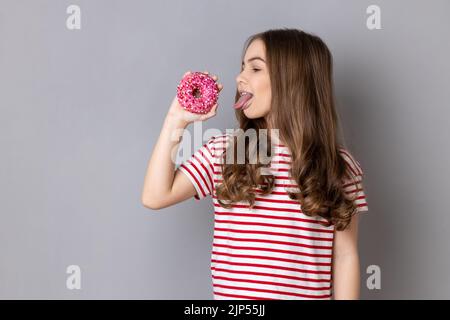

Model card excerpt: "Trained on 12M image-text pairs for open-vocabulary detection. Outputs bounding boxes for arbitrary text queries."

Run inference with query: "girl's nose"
[236,73,247,87]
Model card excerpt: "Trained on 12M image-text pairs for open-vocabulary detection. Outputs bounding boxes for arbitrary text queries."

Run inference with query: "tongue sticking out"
[234,93,253,109]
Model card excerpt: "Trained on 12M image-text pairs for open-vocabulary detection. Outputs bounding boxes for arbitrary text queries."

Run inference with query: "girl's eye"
[241,66,260,73]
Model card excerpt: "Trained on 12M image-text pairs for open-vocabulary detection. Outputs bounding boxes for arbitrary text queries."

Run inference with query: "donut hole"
[192,88,202,99]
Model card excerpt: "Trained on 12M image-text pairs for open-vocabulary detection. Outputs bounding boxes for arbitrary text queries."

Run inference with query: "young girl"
[142,28,369,300]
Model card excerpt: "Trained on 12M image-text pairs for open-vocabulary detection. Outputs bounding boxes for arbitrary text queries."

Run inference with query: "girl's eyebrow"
[241,57,266,66]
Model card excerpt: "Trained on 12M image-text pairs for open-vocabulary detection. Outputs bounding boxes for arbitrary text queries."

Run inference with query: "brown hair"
[215,28,362,231]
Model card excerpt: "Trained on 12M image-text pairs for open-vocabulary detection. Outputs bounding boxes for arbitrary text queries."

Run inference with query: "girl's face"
[235,39,272,120]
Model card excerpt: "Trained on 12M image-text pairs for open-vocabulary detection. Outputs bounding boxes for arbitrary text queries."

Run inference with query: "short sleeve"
[339,149,369,213]
[177,136,216,201]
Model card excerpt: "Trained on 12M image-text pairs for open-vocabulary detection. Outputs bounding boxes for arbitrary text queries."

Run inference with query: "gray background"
[0,0,449,299]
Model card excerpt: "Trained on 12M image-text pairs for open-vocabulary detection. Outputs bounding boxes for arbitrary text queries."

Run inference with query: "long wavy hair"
[215,28,362,231]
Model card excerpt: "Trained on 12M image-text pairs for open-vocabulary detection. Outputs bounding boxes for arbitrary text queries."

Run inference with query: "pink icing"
[176,72,219,114]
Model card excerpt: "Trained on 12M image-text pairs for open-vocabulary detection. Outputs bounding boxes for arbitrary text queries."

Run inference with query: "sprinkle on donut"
[176,72,219,114]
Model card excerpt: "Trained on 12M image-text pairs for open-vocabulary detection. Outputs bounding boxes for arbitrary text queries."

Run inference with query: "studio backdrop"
[0,0,449,299]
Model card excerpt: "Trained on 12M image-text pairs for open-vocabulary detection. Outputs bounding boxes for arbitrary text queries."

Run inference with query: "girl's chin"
[242,100,254,112]
[243,104,262,118]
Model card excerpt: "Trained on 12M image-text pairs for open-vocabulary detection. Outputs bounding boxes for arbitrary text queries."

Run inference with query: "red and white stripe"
[178,132,369,300]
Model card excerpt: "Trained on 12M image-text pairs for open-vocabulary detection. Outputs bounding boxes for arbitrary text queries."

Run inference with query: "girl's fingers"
[201,71,220,84]
[200,104,217,121]
[210,104,218,115]
[203,105,216,119]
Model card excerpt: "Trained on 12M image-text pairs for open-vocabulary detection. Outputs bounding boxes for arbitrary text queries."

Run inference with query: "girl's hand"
[167,70,223,126]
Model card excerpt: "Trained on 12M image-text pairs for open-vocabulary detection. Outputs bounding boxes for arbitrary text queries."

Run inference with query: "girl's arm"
[141,72,222,210]
[332,213,361,299]
[141,110,195,209]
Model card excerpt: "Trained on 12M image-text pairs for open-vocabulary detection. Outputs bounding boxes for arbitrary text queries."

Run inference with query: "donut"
[176,72,219,114]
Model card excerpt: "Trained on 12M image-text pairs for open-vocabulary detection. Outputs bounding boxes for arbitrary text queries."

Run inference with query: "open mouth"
[241,97,253,110]
[234,92,254,110]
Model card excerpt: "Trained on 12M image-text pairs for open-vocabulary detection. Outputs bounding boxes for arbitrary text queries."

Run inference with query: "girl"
[142,28,369,300]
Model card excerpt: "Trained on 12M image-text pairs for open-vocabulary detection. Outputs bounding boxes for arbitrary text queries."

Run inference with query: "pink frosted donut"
[176,72,219,114]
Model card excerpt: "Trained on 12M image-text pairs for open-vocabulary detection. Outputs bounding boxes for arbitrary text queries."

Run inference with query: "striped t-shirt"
[178,132,369,300]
